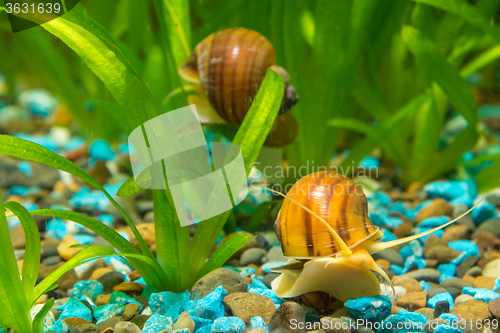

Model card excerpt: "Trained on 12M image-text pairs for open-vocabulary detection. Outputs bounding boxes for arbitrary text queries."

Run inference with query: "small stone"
[223,292,277,325]
[270,302,306,333]
[63,317,92,328]
[70,280,103,302]
[89,267,113,280]
[190,268,247,299]
[391,276,423,292]
[371,248,404,266]
[465,266,483,277]
[57,235,84,261]
[263,246,287,263]
[474,231,500,251]
[428,288,448,299]
[424,246,461,263]
[95,294,111,306]
[473,276,497,290]
[483,258,500,278]
[424,235,448,257]
[114,321,142,333]
[442,224,469,242]
[93,304,125,324]
[68,323,99,333]
[112,282,145,295]
[344,295,392,322]
[454,294,474,305]
[396,291,428,310]
[416,199,452,222]
[96,316,124,331]
[434,301,450,317]
[415,307,434,321]
[456,256,479,278]
[472,218,500,238]
[462,287,500,303]
[42,255,62,266]
[122,303,140,320]
[451,300,492,328]
[172,312,195,332]
[402,268,441,283]
[240,248,267,266]
[58,297,93,322]
[98,271,125,294]
[142,314,173,333]
[428,292,454,310]
[264,273,279,288]
[440,278,473,291]
[212,317,246,333]
[488,297,500,319]
[130,315,150,329]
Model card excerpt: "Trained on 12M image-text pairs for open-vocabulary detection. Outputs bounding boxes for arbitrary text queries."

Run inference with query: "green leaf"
[32,298,54,333]
[117,176,144,197]
[245,200,282,234]
[460,45,500,77]
[21,208,165,289]
[33,246,116,303]
[0,135,156,266]
[199,232,252,278]
[412,0,500,42]
[4,201,40,305]
[476,160,500,193]
[0,189,31,332]
[189,70,285,285]
[328,118,375,135]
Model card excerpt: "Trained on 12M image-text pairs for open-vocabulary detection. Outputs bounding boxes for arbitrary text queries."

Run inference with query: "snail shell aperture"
[179,28,299,147]
[268,171,479,301]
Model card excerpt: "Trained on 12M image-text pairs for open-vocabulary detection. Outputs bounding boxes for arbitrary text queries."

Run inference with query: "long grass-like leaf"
[475,160,500,193]
[4,202,40,305]
[189,70,285,283]
[245,200,281,234]
[0,190,31,332]
[328,118,375,135]
[32,298,54,333]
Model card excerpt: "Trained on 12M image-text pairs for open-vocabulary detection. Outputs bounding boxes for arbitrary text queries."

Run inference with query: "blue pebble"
[418,216,451,229]
[396,309,428,324]
[400,246,413,261]
[9,186,41,196]
[191,315,213,331]
[250,278,268,290]
[89,139,115,161]
[380,314,423,332]
[71,280,103,302]
[143,314,173,333]
[73,234,95,245]
[412,227,443,243]
[462,287,500,303]
[195,324,213,333]
[19,89,58,117]
[410,241,423,257]
[448,240,479,264]
[93,303,124,324]
[440,275,456,283]
[14,133,58,151]
[439,313,459,325]
[57,297,93,322]
[149,291,189,316]
[17,161,33,178]
[134,276,148,287]
[359,156,380,169]
[380,229,397,242]
[261,289,284,308]
[49,319,70,333]
[171,329,190,333]
[250,316,270,333]
[438,264,456,277]
[212,317,246,333]
[186,286,226,320]
[373,191,392,206]
[110,290,143,311]
[402,256,427,274]
[382,215,403,229]
[260,262,286,274]
[390,264,403,275]
[424,178,477,201]
[493,278,500,291]
[98,214,115,226]
[420,281,431,291]
[434,324,462,333]
[344,295,392,322]
[369,212,384,227]
[450,195,474,208]
[428,292,454,310]
[472,202,496,225]
[64,137,85,151]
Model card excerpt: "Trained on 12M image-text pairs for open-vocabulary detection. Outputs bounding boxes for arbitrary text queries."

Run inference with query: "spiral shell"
[274,171,381,258]
[179,28,298,147]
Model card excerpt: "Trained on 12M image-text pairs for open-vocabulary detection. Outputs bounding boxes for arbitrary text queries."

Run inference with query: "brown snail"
[178,28,299,147]
[265,171,478,301]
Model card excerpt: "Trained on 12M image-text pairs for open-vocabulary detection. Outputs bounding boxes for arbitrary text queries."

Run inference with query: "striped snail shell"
[179,28,299,147]
[274,171,382,259]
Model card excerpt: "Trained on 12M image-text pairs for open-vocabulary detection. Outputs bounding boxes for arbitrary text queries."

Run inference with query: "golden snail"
[178,28,299,147]
[267,171,478,302]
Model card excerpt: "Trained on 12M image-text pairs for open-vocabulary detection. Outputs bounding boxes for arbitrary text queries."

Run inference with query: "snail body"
[268,171,477,301]
[179,28,298,147]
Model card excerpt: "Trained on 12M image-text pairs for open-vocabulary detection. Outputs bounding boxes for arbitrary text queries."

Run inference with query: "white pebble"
[50,126,71,147]
[173,312,195,332]
[380,284,406,305]
[141,306,153,315]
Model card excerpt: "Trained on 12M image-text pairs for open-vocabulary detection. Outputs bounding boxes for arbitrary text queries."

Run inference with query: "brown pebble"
[442,224,470,242]
[96,294,111,306]
[11,225,26,249]
[63,317,92,328]
[391,276,423,292]
[57,235,83,261]
[393,223,414,238]
[396,291,428,310]
[451,299,492,329]
[35,294,48,305]
[463,275,476,283]
[473,276,497,290]
[424,245,461,263]
[415,307,434,321]
[248,263,264,277]
[376,259,391,271]
[224,292,276,324]
[129,270,141,281]
[488,297,500,320]
[112,282,146,294]
[58,278,78,292]
[89,267,113,280]
[301,292,343,315]
[391,305,403,314]
[130,223,156,248]
[474,231,500,251]
[416,199,452,222]
[122,303,140,320]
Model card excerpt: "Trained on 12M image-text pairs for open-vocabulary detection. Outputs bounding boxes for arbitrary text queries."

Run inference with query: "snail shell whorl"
[185,28,276,126]
[275,171,379,258]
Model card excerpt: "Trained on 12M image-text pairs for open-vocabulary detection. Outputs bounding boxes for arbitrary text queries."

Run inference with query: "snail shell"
[179,28,299,147]
[274,171,382,259]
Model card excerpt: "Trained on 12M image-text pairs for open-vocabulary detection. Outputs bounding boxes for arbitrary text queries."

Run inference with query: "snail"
[178,28,299,147]
[265,171,478,302]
